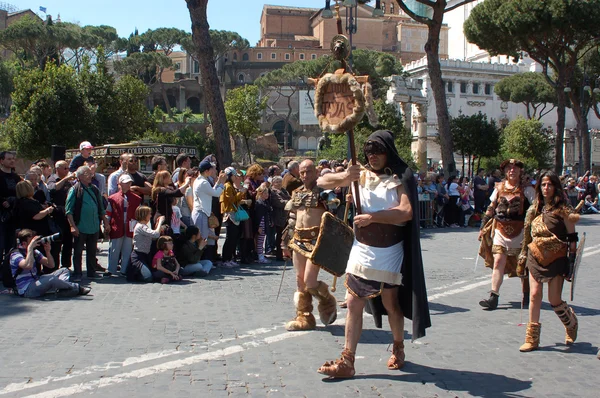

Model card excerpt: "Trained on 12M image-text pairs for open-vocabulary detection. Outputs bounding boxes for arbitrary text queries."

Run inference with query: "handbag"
[233,204,249,222]
[208,212,220,228]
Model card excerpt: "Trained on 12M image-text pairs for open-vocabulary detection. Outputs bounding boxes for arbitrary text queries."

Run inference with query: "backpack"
[1,249,22,292]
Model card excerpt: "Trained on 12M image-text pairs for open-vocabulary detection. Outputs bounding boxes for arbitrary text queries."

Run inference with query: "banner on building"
[299,90,318,126]
[66,144,197,159]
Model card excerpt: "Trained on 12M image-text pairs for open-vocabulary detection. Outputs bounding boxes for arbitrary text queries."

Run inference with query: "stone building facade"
[389,58,600,173]
[159,3,449,154]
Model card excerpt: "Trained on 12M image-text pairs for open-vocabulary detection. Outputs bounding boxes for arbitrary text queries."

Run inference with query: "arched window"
[242,53,249,61]
[382,2,386,13]
[298,137,308,150]
[390,3,394,14]
[238,74,245,83]
[233,53,237,61]
[307,136,317,150]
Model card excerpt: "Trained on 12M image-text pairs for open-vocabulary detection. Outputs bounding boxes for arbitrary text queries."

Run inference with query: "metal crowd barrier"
[418,194,435,228]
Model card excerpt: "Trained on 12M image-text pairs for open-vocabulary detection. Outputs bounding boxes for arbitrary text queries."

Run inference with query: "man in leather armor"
[478,159,535,310]
[284,159,338,331]
[316,130,430,379]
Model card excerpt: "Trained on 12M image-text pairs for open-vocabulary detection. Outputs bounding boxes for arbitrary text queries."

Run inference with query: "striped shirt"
[10,249,43,295]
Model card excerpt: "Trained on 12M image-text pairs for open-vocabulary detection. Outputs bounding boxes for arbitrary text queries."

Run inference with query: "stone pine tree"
[464,0,600,173]
[224,85,267,164]
[394,0,477,177]
[494,73,557,120]
[186,0,233,167]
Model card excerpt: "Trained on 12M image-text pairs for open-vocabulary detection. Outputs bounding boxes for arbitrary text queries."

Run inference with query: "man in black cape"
[316,130,431,378]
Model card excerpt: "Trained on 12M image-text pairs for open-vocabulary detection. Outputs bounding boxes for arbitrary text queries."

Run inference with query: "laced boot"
[387,340,405,370]
[479,291,499,310]
[553,301,578,345]
[307,281,337,325]
[285,291,316,331]
[519,322,541,352]
[317,349,355,378]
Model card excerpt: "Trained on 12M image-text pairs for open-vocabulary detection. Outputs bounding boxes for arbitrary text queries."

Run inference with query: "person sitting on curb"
[176,225,213,277]
[9,229,90,298]
[152,236,182,284]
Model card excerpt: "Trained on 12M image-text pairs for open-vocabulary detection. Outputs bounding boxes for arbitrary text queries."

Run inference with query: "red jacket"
[107,191,142,239]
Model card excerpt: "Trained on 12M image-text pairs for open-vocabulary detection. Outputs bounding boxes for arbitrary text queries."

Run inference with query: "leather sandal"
[387,340,405,370]
[317,349,355,378]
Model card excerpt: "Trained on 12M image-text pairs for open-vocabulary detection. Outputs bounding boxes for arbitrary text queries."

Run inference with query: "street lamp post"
[322,0,384,68]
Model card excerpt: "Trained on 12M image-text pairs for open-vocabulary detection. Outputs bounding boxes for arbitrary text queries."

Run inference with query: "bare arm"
[317,164,361,190]
[32,206,53,220]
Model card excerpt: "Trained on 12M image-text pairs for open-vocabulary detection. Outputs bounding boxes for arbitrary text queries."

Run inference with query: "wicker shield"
[310,212,354,277]
[570,232,586,301]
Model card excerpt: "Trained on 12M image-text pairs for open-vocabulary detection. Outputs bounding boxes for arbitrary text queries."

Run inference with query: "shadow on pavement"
[324,325,412,344]
[324,363,532,396]
[429,301,470,315]
[537,341,599,356]
[0,294,34,318]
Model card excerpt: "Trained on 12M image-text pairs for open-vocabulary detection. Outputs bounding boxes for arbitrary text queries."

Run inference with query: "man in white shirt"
[108,153,132,196]
[191,160,226,241]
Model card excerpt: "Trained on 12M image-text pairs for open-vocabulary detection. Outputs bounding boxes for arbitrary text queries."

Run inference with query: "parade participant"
[285,159,337,331]
[478,159,536,310]
[518,171,580,352]
[316,130,430,378]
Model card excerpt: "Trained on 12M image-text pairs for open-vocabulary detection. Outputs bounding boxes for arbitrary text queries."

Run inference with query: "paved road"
[1,216,599,397]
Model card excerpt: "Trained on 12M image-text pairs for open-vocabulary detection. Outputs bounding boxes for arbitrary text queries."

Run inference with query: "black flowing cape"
[362,130,432,341]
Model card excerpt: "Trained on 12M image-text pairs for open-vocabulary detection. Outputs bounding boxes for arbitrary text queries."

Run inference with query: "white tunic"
[347,170,404,285]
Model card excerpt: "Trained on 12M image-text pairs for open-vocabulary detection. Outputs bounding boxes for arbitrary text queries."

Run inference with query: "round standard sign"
[313,70,366,134]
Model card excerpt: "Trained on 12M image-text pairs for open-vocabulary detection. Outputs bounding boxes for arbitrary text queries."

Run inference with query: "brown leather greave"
[387,340,405,370]
[307,281,337,325]
[553,301,578,345]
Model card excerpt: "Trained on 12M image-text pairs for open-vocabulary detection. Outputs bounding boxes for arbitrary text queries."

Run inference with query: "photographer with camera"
[9,229,90,298]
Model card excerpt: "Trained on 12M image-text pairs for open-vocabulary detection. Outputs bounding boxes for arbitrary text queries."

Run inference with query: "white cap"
[79,141,93,150]
[118,174,134,184]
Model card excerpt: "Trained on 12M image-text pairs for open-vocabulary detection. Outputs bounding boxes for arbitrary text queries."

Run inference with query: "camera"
[40,233,61,244]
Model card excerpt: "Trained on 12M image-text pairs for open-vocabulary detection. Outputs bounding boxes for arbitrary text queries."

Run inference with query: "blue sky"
[14,1,331,45]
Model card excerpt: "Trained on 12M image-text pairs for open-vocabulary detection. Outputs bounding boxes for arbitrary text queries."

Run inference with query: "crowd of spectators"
[2,141,600,298]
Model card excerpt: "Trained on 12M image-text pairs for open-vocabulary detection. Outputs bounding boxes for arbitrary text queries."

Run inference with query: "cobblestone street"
[1,217,599,398]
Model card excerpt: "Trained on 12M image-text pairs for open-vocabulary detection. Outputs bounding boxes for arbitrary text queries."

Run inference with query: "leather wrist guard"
[566,232,579,243]
[480,214,491,230]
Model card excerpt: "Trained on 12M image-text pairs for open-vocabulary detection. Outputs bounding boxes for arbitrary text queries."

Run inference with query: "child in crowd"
[129,206,165,282]
[152,236,182,284]
[254,183,272,264]
[176,225,213,276]
[171,197,185,239]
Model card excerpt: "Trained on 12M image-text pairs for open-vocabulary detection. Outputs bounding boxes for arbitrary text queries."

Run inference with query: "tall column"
[178,86,186,112]
[415,103,428,172]
[401,102,412,133]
